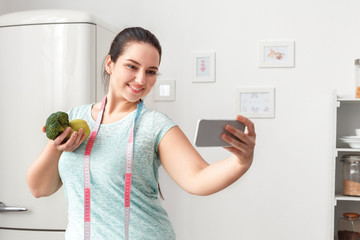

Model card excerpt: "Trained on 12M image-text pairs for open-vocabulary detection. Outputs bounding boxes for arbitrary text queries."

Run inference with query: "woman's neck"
[105,94,138,114]
[98,94,140,124]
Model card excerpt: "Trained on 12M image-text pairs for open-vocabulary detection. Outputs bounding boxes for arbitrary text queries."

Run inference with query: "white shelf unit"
[331,95,360,239]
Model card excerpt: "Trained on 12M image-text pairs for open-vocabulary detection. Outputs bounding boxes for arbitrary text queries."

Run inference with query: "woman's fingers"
[222,115,255,144]
[72,128,85,148]
[222,133,250,153]
[52,128,86,152]
[224,125,246,143]
[64,131,79,150]
[222,115,256,160]
[53,127,72,146]
[237,115,256,138]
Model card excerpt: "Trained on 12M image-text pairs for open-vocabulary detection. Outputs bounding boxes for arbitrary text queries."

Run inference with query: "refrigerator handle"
[0,202,28,212]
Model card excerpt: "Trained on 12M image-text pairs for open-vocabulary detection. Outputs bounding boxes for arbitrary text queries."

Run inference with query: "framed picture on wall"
[236,87,275,118]
[154,80,176,101]
[192,52,216,83]
[259,41,295,68]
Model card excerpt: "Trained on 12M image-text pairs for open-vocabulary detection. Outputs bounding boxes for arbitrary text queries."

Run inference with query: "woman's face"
[106,41,160,103]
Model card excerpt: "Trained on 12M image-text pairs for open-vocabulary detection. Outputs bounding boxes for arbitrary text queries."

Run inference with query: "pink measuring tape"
[83,96,143,240]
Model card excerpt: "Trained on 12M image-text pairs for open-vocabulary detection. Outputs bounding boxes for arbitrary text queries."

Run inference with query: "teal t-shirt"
[58,103,176,239]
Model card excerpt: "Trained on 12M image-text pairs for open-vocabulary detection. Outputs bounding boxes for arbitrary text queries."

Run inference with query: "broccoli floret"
[45,111,70,140]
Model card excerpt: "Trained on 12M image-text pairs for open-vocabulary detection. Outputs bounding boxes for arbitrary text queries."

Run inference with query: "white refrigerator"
[0,10,116,239]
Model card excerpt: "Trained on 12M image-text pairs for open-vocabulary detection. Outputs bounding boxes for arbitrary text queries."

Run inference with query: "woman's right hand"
[42,126,87,152]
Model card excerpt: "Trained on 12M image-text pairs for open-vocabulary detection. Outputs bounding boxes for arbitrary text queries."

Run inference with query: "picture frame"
[154,80,176,101]
[236,87,275,118]
[192,52,216,83]
[259,41,295,68]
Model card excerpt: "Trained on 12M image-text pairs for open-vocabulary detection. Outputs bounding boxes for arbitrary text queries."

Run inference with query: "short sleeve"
[152,111,177,153]
[67,104,92,121]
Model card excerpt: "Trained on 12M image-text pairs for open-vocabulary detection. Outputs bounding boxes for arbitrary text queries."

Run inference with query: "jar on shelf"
[356,59,360,98]
[337,213,360,240]
[341,155,360,196]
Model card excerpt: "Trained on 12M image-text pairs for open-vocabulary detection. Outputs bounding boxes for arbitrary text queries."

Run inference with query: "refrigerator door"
[0,23,96,230]
[0,229,65,240]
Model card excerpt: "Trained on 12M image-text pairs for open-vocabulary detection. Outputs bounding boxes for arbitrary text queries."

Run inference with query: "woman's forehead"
[118,42,160,66]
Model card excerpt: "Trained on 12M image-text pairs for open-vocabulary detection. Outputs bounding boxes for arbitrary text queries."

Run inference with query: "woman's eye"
[128,65,137,70]
[147,70,157,76]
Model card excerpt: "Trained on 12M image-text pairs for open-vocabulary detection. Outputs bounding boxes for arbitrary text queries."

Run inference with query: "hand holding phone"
[194,119,245,147]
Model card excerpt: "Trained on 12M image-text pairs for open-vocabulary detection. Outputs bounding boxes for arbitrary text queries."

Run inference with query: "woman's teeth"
[129,85,141,91]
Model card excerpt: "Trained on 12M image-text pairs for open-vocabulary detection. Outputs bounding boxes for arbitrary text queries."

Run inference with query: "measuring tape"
[83,96,143,240]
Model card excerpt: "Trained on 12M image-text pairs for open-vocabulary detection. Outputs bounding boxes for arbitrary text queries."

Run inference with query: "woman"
[27,27,256,239]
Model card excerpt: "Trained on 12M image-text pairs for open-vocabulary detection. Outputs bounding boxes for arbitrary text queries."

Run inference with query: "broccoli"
[45,111,70,140]
[44,111,91,141]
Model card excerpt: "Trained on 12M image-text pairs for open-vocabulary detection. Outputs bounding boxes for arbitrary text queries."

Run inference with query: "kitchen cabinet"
[331,95,360,239]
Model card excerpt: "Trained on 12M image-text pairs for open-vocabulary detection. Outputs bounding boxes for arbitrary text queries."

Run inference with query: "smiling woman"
[102,27,162,94]
[27,27,256,240]
[104,42,159,103]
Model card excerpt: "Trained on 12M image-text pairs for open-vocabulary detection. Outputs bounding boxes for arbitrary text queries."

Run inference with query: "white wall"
[2,1,360,239]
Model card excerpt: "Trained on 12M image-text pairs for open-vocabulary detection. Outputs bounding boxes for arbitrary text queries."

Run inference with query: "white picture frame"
[259,41,295,68]
[236,87,275,118]
[154,80,176,101]
[192,52,216,83]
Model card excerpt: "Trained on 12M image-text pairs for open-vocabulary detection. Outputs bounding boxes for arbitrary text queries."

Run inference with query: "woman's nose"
[135,71,146,84]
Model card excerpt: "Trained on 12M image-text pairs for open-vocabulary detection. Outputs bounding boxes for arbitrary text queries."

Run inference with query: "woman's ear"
[105,55,113,75]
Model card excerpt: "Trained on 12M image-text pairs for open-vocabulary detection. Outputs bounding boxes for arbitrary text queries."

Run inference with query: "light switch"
[154,80,175,101]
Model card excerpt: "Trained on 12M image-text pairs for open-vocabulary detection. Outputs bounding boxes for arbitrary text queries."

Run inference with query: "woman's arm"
[26,127,86,198]
[158,115,256,196]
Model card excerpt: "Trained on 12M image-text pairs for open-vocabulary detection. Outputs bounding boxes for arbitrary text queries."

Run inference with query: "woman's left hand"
[222,115,256,168]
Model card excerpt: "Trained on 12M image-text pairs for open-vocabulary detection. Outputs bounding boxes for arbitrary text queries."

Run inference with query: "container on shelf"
[341,155,360,196]
[337,212,360,240]
[355,59,360,98]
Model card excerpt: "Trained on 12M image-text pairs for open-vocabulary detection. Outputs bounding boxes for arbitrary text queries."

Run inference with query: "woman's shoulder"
[141,105,169,120]
[140,105,176,128]
[68,103,93,120]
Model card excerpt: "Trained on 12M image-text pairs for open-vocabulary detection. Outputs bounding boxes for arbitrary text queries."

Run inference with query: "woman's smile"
[128,83,144,94]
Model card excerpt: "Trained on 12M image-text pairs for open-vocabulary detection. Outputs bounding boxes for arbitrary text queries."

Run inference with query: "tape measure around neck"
[83,96,143,240]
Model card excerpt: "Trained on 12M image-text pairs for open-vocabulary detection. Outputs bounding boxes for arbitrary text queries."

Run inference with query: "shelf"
[335,194,360,204]
[337,98,360,102]
[336,98,360,107]
[335,194,360,206]
[336,148,360,152]
[336,148,360,157]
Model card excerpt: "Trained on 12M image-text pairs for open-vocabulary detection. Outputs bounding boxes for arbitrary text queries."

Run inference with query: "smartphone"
[194,119,245,147]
